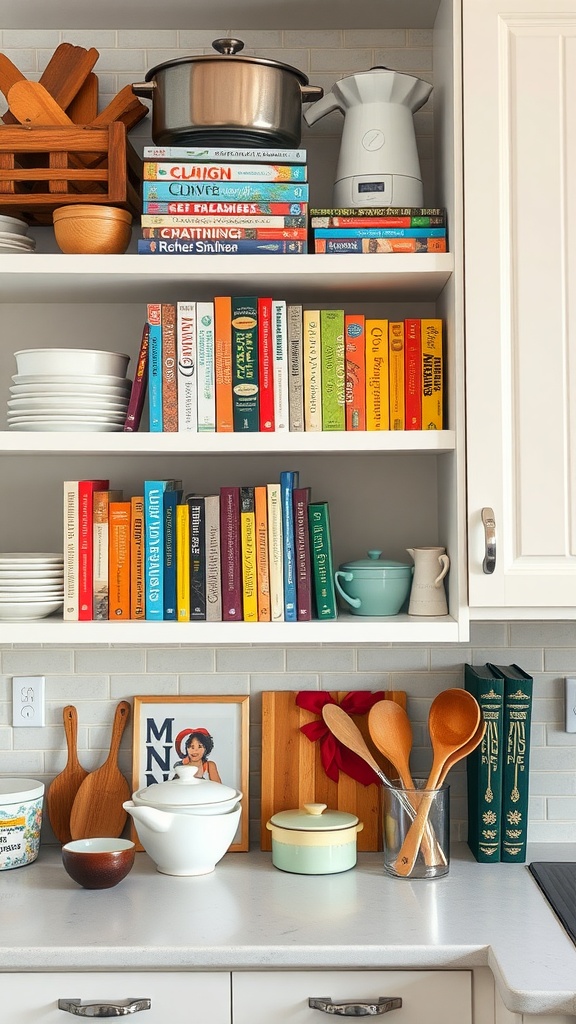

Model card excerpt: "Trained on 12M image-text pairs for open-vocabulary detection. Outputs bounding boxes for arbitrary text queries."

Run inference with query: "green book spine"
[488,663,533,863]
[231,296,259,431]
[307,500,338,619]
[464,664,504,863]
[320,308,345,430]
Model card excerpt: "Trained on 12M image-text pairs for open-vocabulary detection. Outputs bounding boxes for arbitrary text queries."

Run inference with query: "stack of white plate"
[0,215,36,254]
[0,553,64,621]
[8,374,132,431]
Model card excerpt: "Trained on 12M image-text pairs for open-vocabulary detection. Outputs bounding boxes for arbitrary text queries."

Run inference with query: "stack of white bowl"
[8,348,131,432]
[0,214,36,253]
[0,553,64,621]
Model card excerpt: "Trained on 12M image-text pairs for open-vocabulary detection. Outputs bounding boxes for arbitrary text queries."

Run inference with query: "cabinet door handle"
[481,507,496,574]
[309,997,402,1016]
[58,999,151,1017]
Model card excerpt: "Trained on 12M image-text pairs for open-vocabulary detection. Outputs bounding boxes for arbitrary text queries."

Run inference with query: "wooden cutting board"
[261,690,406,852]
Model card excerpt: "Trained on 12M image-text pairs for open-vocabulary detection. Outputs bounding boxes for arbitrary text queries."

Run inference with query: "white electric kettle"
[304,67,433,208]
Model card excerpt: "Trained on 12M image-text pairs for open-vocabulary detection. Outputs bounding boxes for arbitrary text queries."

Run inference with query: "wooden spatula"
[46,705,88,845]
[66,71,99,124]
[38,43,99,112]
[7,80,74,126]
[69,700,132,840]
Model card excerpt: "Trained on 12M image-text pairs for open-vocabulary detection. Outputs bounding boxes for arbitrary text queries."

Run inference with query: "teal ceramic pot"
[266,803,363,874]
[334,550,413,616]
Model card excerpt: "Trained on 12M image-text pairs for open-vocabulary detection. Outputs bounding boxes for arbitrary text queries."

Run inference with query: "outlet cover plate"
[565,676,576,733]
[12,675,45,727]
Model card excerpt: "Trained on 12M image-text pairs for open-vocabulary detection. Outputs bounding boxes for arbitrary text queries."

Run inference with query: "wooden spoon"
[45,705,88,845]
[8,80,74,126]
[438,718,486,786]
[392,688,481,876]
[69,700,131,840]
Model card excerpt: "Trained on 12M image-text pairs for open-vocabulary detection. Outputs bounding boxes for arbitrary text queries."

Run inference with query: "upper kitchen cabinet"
[464,0,576,618]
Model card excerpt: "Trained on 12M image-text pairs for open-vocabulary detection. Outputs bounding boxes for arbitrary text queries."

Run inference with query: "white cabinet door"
[1,972,230,1024]
[464,0,576,614]
[233,970,472,1024]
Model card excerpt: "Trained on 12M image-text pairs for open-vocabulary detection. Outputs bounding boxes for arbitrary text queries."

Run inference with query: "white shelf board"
[2,611,461,645]
[0,253,454,304]
[0,430,456,455]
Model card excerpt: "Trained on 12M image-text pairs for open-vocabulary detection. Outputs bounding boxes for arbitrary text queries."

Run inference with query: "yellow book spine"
[108,502,131,620]
[302,309,322,431]
[365,319,389,429]
[254,485,271,622]
[176,503,190,621]
[389,320,405,430]
[240,487,258,622]
[421,318,443,429]
[130,496,145,620]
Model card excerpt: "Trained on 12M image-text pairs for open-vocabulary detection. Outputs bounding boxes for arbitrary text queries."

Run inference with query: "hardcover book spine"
[232,296,259,432]
[464,664,504,863]
[293,486,312,621]
[176,503,190,622]
[280,470,299,622]
[123,322,149,432]
[138,238,306,255]
[214,295,234,432]
[142,181,309,202]
[365,319,389,430]
[130,496,145,620]
[144,480,167,620]
[314,237,447,253]
[187,495,206,620]
[389,321,405,430]
[204,494,222,622]
[267,482,284,622]
[302,309,322,431]
[345,313,366,431]
[142,226,307,240]
[108,502,131,620]
[176,301,198,433]
[309,206,446,217]
[147,302,163,432]
[254,485,270,622]
[142,146,307,163]
[161,302,178,432]
[78,478,109,621]
[142,215,307,229]
[404,318,422,430]
[163,488,182,620]
[308,501,338,619]
[143,201,308,216]
[220,486,241,621]
[488,664,534,864]
[196,300,216,432]
[273,299,290,432]
[63,480,78,622]
[93,488,123,621]
[310,215,446,227]
[287,303,304,432]
[320,309,345,431]
[240,486,258,622]
[421,318,443,429]
[314,227,446,238]
[257,296,275,431]
[143,161,307,182]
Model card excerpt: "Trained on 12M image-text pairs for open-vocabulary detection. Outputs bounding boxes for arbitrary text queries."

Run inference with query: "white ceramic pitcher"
[406,546,450,616]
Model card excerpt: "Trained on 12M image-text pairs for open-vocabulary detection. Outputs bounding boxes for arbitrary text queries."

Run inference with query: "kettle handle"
[303,89,343,125]
[334,571,361,609]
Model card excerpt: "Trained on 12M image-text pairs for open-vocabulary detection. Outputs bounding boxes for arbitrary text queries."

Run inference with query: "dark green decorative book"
[307,500,337,619]
[488,663,533,863]
[464,663,505,862]
[231,296,259,431]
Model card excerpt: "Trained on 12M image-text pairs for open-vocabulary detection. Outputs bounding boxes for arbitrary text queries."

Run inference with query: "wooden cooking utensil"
[90,84,149,130]
[392,688,481,876]
[437,719,486,786]
[7,80,74,126]
[45,705,88,845]
[38,43,99,112]
[0,53,25,100]
[66,71,99,123]
[69,700,131,840]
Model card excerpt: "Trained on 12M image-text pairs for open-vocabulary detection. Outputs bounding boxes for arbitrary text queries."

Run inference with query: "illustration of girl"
[174,728,222,782]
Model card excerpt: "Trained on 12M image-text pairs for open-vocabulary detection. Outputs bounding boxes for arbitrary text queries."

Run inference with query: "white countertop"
[1,844,576,1017]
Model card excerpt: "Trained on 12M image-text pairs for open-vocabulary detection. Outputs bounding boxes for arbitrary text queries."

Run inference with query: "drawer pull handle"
[481,507,496,574]
[58,999,151,1017]
[309,997,402,1016]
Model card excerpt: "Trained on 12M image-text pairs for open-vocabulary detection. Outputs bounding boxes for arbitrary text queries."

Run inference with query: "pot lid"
[145,38,310,86]
[134,766,239,808]
[0,778,44,804]
[339,550,412,574]
[269,802,359,831]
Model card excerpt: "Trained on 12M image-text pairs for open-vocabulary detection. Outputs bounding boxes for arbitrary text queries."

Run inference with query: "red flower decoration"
[295,691,387,786]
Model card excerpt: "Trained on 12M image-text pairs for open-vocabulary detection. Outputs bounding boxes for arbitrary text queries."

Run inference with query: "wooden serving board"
[261,690,406,852]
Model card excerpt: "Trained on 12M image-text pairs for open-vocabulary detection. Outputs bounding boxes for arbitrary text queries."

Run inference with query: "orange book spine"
[389,321,405,430]
[108,501,131,620]
[214,295,234,432]
[130,496,145,619]
[161,302,178,432]
[365,319,389,430]
[345,313,366,430]
[254,484,271,621]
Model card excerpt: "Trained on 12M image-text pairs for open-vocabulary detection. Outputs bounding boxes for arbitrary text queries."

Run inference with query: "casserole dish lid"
[0,778,44,803]
[134,766,239,808]
[269,802,359,831]
[339,550,413,574]
[145,38,310,86]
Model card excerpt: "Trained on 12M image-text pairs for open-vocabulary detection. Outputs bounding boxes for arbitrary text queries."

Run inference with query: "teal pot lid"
[269,803,359,831]
[339,550,412,574]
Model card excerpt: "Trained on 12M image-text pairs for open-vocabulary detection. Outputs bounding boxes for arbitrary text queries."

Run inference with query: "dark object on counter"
[529,862,576,948]
[62,838,135,889]
[132,38,323,148]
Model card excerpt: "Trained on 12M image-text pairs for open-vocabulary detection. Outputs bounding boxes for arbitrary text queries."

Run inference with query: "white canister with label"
[0,778,44,870]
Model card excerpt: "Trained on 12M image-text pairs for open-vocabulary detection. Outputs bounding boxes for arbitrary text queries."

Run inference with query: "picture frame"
[131,695,249,852]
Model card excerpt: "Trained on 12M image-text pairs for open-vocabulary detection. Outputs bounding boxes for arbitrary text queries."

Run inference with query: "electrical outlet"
[12,676,45,728]
[565,677,576,733]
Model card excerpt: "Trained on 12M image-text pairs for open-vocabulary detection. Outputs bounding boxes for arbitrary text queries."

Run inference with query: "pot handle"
[334,571,361,610]
[301,85,324,103]
[132,82,156,99]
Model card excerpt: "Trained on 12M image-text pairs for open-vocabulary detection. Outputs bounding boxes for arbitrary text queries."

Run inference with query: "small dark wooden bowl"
[62,838,135,889]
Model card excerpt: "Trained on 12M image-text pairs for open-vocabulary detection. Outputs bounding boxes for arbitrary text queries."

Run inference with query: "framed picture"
[132,695,249,851]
